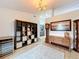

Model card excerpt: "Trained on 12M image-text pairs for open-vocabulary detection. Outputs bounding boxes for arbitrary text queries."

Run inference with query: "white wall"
[0,8,39,37]
[46,9,79,38]
[54,2,79,16]
[45,9,79,48]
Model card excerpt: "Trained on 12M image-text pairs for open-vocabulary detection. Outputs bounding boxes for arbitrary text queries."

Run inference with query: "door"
[77,22,79,51]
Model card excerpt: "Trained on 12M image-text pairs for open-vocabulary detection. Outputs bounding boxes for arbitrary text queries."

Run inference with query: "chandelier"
[38,0,47,11]
[34,0,47,11]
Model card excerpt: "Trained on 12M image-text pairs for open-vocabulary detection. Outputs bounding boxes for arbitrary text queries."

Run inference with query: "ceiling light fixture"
[38,0,47,11]
[34,0,47,11]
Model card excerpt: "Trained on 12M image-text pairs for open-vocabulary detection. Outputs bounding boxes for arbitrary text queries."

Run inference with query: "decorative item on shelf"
[16,42,22,48]
[22,36,27,42]
[34,38,38,42]
[27,27,30,31]
[31,26,33,33]
[27,31,31,36]
[27,26,31,36]
[22,26,26,31]
[27,39,32,45]
[22,31,26,36]
[31,35,35,39]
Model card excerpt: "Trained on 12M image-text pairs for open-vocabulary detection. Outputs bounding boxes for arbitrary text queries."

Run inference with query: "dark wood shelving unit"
[14,20,38,49]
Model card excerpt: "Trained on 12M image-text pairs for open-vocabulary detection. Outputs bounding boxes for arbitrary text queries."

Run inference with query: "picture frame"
[51,20,71,31]
[40,25,45,36]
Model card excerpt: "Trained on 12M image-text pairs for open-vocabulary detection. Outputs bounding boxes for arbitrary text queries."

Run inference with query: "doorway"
[73,20,79,52]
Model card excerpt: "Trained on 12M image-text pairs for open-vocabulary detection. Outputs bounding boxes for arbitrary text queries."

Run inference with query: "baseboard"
[51,42,69,49]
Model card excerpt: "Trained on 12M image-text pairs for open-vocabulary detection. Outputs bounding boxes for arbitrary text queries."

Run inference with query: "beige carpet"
[13,45,64,59]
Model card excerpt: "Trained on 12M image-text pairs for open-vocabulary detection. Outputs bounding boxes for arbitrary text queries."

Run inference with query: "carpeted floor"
[14,45,64,59]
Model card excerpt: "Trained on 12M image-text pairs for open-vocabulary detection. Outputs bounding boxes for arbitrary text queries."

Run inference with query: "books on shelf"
[31,35,34,39]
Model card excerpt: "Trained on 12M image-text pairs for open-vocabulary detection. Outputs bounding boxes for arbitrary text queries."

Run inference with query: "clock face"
[45,24,49,29]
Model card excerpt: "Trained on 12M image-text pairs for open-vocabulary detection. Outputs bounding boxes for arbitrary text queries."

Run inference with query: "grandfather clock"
[45,23,50,43]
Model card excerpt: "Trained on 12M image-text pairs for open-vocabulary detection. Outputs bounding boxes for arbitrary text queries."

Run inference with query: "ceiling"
[0,0,79,13]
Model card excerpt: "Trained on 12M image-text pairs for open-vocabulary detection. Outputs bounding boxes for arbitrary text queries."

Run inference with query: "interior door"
[77,22,79,51]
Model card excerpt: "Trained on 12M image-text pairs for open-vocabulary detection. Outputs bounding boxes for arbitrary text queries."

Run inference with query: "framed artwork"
[40,25,45,36]
[51,20,71,31]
